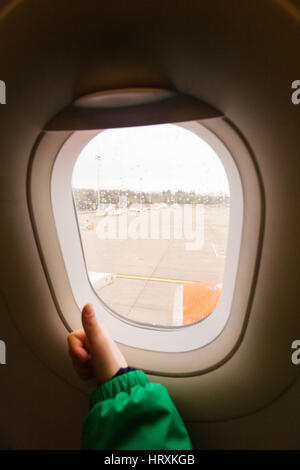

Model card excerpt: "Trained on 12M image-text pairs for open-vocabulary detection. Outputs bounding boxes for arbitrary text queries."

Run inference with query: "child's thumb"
[81,304,102,350]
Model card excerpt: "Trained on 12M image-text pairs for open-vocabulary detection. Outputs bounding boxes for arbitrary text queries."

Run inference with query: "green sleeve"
[81,369,193,450]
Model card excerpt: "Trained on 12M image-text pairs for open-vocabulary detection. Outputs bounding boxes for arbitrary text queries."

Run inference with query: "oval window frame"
[29,115,262,376]
[50,120,243,353]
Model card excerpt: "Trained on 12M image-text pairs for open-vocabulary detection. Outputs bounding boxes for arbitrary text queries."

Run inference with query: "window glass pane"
[72,124,230,327]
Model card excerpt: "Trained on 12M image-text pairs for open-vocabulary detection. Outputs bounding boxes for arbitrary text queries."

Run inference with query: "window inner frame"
[50,120,243,353]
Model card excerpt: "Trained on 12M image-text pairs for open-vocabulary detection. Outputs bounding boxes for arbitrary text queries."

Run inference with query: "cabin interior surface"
[0,0,299,449]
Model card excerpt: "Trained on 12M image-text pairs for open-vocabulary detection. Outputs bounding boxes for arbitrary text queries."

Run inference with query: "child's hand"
[67,304,128,385]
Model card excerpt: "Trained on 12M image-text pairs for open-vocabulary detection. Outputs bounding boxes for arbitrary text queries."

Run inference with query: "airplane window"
[72,124,230,327]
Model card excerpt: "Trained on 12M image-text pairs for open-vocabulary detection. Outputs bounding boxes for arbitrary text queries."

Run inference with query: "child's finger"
[68,331,91,365]
[67,330,86,349]
[81,304,103,351]
[69,344,90,364]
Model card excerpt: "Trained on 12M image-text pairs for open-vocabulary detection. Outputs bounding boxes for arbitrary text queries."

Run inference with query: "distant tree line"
[72,188,230,211]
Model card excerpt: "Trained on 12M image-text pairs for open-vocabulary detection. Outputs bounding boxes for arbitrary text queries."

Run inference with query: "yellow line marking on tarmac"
[117,274,195,284]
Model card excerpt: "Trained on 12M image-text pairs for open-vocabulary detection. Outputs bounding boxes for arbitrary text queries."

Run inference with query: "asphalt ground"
[77,205,229,326]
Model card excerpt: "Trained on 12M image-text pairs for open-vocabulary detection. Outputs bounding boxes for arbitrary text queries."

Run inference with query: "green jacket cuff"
[89,369,149,408]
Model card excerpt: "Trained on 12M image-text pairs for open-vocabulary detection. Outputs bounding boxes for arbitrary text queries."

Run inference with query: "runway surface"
[77,205,229,326]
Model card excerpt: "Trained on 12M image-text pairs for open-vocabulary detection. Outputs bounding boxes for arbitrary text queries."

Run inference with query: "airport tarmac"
[77,205,229,326]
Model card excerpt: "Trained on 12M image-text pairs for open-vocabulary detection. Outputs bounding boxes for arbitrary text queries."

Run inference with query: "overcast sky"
[72,124,230,194]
